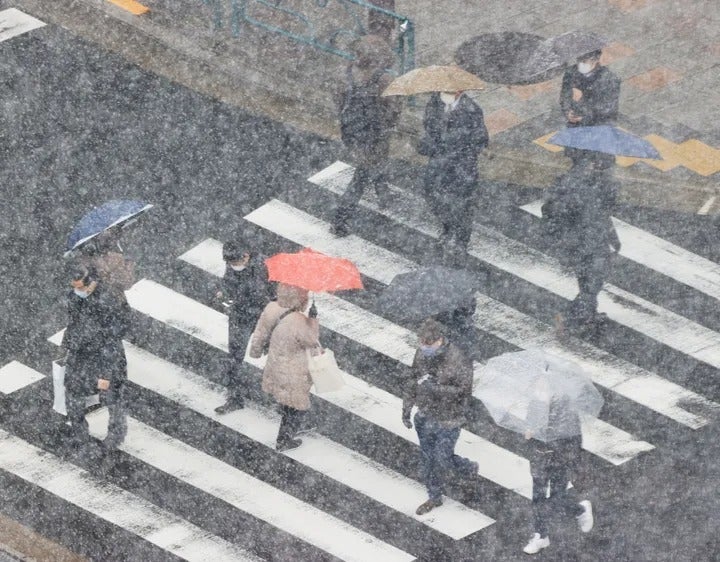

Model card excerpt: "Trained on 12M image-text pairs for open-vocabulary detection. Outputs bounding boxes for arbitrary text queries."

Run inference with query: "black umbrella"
[376,267,480,321]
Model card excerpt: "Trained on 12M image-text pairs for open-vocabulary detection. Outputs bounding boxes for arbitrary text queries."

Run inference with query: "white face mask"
[577,62,596,75]
[439,92,456,106]
[74,288,90,299]
[230,264,246,272]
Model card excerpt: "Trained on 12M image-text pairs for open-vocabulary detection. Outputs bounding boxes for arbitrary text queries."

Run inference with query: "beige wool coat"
[250,285,320,411]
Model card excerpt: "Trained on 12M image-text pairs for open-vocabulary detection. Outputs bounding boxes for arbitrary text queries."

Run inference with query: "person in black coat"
[560,50,620,127]
[61,266,130,449]
[418,91,489,252]
[214,241,273,414]
[542,151,621,331]
[523,396,593,555]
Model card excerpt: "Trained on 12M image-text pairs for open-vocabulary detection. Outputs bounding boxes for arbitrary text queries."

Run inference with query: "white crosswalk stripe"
[0,426,259,561]
[0,8,45,43]
[309,161,720,370]
[182,234,655,466]
[86,410,415,562]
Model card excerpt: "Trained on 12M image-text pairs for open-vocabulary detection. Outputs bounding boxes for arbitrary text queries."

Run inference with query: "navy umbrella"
[376,267,480,321]
[548,126,662,159]
[66,199,153,255]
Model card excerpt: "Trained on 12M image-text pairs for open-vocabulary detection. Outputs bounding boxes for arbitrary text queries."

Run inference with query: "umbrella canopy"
[66,199,153,253]
[475,349,604,442]
[265,248,363,293]
[382,65,485,96]
[546,30,608,65]
[376,267,479,321]
[548,126,662,159]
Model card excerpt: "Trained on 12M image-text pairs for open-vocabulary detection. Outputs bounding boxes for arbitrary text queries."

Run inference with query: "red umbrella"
[265,248,364,292]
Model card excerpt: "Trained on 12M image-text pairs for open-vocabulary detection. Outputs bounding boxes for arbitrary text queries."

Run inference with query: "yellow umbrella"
[382,65,486,96]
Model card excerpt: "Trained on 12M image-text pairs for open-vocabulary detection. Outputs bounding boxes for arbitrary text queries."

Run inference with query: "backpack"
[339,68,386,148]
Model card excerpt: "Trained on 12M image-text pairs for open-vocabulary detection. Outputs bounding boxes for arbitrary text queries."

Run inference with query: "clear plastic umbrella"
[475,349,603,442]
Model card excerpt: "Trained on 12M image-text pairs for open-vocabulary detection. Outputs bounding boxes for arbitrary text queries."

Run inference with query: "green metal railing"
[204,0,415,73]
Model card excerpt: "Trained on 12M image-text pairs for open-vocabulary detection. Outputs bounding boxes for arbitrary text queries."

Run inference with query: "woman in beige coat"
[250,284,320,451]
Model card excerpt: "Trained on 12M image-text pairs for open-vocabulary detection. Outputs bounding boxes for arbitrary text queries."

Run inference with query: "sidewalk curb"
[16,0,720,214]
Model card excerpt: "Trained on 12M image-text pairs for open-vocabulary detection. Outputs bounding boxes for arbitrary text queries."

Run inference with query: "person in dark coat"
[402,319,477,515]
[331,35,402,237]
[367,1,396,41]
[542,151,621,331]
[215,241,273,414]
[560,50,620,127]
[418,91,489,252]
[523,396,594,555]
[61,266,130,450]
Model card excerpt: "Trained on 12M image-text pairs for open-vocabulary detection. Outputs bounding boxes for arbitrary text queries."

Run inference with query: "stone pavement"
[11,0,720,213]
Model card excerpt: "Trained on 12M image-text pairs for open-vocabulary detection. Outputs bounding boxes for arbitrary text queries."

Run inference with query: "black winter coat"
[419,93,489,197]
[402,343,473,428]
[542,165,620,268]
[560,66,620,126]
[222,256,273,331]
[62,285,130,396]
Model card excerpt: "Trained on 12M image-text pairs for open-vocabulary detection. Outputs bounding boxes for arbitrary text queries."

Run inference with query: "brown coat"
[250,285,320,411]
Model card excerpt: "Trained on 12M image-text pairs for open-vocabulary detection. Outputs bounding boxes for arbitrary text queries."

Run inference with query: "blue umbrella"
[548,126,662,159]
[66,199,153,254]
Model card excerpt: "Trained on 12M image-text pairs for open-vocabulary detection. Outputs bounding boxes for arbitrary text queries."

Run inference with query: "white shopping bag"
[52,361,67,415]
[307,349,345,393]
[52,362,100,416]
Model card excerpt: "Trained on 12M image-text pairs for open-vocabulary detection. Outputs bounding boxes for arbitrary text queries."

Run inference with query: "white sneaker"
[577,500,594,532]
[523,533,550,554]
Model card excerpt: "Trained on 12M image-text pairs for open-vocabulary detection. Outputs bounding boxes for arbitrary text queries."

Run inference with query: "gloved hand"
[309,301,318,318]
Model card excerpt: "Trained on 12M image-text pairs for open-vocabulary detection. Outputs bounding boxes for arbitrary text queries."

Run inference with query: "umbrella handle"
[309,298,318,319]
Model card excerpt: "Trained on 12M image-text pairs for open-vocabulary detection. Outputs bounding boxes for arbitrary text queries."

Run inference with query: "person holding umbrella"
[560,49,620,127]
[474,349,599,555]
[383,66,488,254]
[523,394,594,555]
[542,150,621,331]
[214,240,274,414]
[250,248,363,451]
[401,318,478,515]
[60,265,130,452]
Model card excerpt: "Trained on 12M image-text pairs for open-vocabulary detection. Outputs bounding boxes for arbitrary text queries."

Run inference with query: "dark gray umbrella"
[549,30,608,64]
[376,267,480,321]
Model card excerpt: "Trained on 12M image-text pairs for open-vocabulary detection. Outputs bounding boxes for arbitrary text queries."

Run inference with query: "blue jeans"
[414,412,476,501]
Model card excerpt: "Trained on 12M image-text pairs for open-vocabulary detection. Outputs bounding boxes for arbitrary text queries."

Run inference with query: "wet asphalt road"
[0,18,718,562]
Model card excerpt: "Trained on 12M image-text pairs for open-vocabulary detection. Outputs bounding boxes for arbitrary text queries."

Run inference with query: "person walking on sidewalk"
[215,241,273,414]
[523,396,594,555]
[250,284,320,452]
[61,266,130,451]
[331,34,402,237]
[560,49,620,127]
[401,319,478,515]
[418,90,489,253]
[542,151,621,332]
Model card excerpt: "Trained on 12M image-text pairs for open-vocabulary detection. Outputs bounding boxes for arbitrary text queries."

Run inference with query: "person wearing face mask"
[401,319,477,515]
[60,266,130,452]
[560,49,620,127]
[214,240,274,414]
[417,89,489,253]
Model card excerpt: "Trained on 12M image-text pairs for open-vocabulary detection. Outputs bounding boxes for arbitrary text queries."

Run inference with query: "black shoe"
[215,399,245,415]
[276,438,302,452]
[415,498,443,515]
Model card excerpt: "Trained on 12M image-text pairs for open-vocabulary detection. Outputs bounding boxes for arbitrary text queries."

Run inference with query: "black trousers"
[277,405,305,445]
[66,385,127,448]
[332,163,390,230]
[567,253,610,323]
[531,436,584,537]
[226,319,255,403]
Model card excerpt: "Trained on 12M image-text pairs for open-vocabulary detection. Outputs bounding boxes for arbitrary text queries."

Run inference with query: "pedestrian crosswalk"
[1,160,719,560]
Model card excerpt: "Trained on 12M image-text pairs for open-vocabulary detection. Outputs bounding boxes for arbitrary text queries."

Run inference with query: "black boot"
[215,397,245,414]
